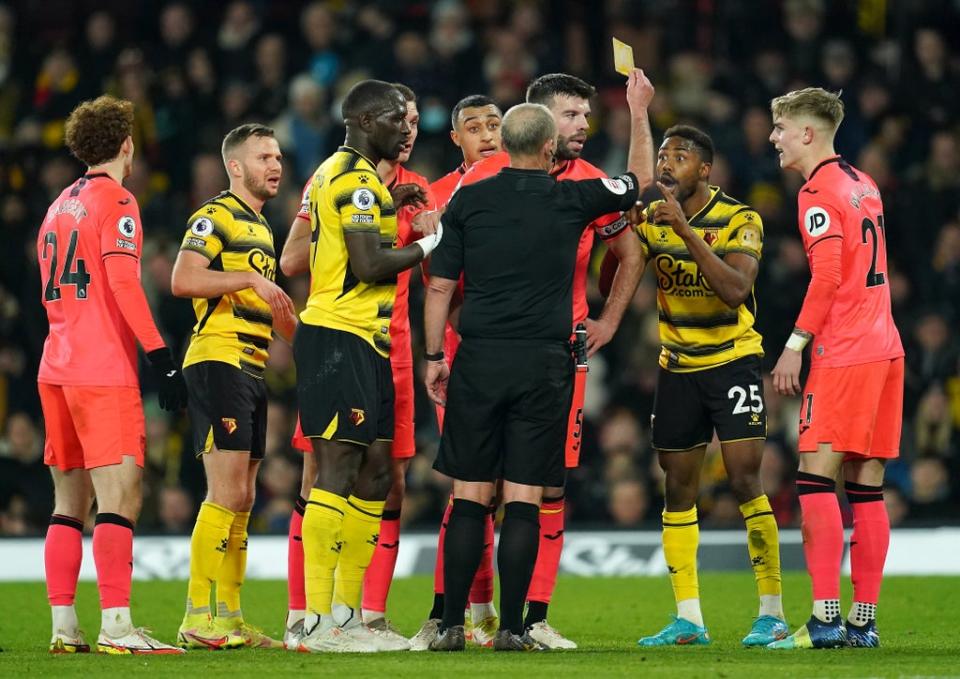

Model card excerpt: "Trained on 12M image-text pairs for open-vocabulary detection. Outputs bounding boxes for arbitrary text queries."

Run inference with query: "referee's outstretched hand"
[425,359,450,407]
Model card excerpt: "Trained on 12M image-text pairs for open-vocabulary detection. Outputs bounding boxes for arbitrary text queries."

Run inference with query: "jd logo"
[804,206,830,236]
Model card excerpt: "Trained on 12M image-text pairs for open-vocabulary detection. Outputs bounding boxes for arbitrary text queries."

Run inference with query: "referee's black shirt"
[429,168,640,341]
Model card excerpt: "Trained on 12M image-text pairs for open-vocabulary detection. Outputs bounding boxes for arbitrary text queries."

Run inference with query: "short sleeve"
[100,195,144,260]
[726,209,764,260]
[633,211,651,259]
[180,205,230,260]
[332,170,382,233]
[797,191,844,252]
[428,192,464,281]
[568,172,640,227]
[592,211,631,241]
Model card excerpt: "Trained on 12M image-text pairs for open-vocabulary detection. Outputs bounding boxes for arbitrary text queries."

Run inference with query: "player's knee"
[366,465,393,499]
[116,490,142,522]
[542,485,564,502]
[208,485,248,512]
[728,472,762,504]
[663,478,698,511]
[242,485,257,513]
[318,458,362,497]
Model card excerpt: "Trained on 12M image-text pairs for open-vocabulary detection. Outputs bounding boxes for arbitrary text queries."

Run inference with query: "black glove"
[146,347,188,412]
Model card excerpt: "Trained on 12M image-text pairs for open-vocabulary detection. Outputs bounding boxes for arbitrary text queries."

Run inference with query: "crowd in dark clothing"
[1,0,958,535]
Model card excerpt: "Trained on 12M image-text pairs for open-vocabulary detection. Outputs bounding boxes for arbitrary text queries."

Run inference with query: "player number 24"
[728,384,763,415]
[42,229,91,301]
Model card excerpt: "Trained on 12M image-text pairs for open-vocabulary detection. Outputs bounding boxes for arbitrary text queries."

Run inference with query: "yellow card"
[612,37,635,76]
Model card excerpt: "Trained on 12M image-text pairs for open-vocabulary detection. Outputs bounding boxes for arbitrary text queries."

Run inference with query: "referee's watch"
[424,350,445,362]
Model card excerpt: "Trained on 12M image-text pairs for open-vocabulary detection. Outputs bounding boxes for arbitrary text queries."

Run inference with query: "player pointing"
[767,88,903,650]
[607,125,787,648]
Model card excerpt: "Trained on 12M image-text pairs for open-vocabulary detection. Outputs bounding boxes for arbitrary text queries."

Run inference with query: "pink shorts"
[798,357,903,458]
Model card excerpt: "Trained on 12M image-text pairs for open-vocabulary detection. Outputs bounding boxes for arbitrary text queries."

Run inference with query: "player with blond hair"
[768,87,903,649]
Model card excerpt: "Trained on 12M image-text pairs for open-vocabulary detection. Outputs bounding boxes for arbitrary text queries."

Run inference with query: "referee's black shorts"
[294,324,394,447]
[434,338,573,487]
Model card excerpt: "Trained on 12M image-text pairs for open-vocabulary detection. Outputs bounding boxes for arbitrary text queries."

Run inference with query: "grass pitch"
[0,573,957,677]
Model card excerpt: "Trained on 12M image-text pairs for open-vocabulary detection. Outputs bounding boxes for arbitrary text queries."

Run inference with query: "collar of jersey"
[338,145,377,171]
[806,155,842,183]
[224,190,262,220]
[82,171,112,181]
[501,167,550,177]
[550,159,572,176]
[686,185,722,228]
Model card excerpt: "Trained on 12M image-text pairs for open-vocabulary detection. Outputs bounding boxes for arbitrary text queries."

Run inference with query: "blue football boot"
[638,616,710,647]
[846,619,880,648]
[767,615,846,649]
[742,615,789,646]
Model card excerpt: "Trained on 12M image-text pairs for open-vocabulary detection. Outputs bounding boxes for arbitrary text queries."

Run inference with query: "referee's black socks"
[440,499,487,631]
[498,501,540,636]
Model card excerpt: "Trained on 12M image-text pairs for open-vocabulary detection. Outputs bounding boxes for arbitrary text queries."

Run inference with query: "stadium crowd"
[1,0,959,536]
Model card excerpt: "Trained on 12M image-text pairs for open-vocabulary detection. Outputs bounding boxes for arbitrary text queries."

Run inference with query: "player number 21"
[42,229,91,302]
[728,384,763,415]
[861,214,886,288]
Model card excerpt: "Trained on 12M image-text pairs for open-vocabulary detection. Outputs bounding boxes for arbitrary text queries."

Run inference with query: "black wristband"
[424,350,444,361]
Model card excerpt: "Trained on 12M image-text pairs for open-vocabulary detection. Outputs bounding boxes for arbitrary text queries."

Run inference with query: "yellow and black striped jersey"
[179,191,277,376]
[300,146,398,357]
[637,186,764,372]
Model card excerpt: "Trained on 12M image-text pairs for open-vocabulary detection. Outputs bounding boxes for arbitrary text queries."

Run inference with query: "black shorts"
[434,339,573,487]
[294,324,394,447]
[184,360,267,459]
[651,354,766,451]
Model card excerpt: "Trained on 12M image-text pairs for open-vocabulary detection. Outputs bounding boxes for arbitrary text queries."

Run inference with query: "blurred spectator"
[273,74,331,183]
[156,485,196,534]
[218,0,261,81]
[300,2,341,88]
[0,412,51,531]
[251,33,288,121]
[607,477,651,527]
[908,457,956,521]
[155,3,197,72]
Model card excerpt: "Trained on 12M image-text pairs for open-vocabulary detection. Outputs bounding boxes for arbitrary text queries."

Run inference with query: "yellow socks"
[303,489,348,617]
[740,494,783,617]
[186,501,236,614]
[333,496,385,610]
[662,506,702,625]
[216,511,250,618]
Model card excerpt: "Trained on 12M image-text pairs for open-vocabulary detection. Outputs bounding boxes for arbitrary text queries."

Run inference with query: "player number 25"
[728,384,763,415]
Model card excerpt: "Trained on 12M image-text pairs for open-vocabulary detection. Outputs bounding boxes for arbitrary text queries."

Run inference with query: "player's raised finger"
[656,181,679,204]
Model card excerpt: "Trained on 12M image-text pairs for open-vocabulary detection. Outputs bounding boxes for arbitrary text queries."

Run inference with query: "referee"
[424,70,651,651]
